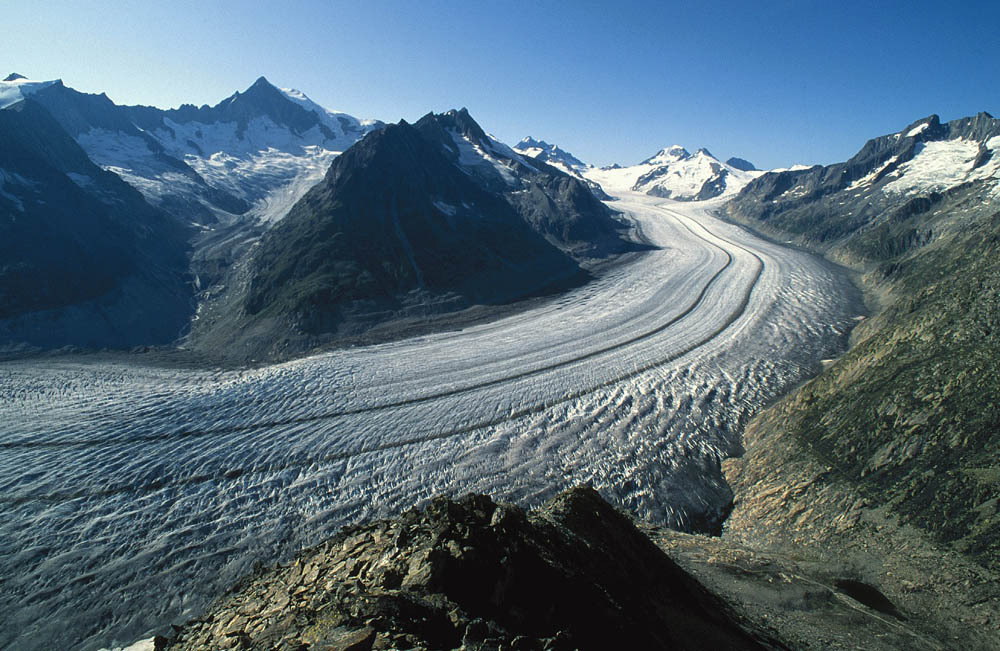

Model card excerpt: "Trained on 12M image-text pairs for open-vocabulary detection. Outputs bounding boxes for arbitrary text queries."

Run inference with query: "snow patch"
[906,122,930,138]
[0,168,36,211]
[449,128,518,186]
[883,139,981,195]
[433,200,457,216]
[846,155,899,191]
[0,75,58,109]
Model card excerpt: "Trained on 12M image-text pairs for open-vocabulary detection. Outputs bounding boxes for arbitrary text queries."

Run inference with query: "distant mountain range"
[512,135,763,202]
[0,74,638,360]
[3,71,999,366]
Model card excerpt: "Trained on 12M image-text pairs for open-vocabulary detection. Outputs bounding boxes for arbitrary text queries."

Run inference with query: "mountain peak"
[429,107,490,144]
[513,136,589,172]
[641,145,690,165]
[726,156,757,172]
[3,72,27,82]
[517,136,546,149]
[695,147,716,159]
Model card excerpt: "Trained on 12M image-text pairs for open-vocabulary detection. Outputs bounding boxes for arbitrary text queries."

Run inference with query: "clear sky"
[3,0,998,169]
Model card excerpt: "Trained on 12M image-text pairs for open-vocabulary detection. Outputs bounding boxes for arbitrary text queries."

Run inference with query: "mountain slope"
[724,112,1000,572]
[245,119,584,332]
[513,135,612,200]
[0,99,193,349]
[514,136,589,173]
[188,110,640,361]
[728,112,1000,259]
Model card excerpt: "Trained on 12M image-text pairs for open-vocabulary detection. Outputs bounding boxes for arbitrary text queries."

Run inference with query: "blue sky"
[3,0,998,169]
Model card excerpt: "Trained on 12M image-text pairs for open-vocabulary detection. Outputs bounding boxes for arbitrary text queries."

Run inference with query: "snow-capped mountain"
[584,145,762,201]
[728,112,1000,252]
[0,72,58,109]
[189,108,640,360]
[513,136,611,200]
[0,74,381,225]
[514,136,589,174]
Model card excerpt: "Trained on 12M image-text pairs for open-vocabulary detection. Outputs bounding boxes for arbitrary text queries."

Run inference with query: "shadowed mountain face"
[413,109,632,257]
[0,100,192,348]
[243,119,588,335]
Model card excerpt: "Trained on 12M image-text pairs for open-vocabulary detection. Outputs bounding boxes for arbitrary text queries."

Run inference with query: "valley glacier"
[0,192,862,650]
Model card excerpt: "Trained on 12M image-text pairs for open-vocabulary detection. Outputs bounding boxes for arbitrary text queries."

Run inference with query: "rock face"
[513,136,612,200]
[240,119,585,337]
[165,487,767,650]
[725,157,757,172]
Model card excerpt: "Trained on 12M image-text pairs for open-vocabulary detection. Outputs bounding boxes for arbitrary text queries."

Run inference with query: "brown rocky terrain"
[162,487,771,650]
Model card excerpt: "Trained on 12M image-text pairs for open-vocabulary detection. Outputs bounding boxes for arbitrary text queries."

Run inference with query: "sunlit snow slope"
[0,193,862,650]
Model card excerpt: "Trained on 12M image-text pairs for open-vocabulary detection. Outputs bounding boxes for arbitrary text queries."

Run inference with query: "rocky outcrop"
[726,157,757,172]
[164,487,768,650]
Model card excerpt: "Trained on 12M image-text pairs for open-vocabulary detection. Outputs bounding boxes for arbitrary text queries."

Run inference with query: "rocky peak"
[517,135,546,149]
[433,107,491,147]
[726,156,757,171]
[3,72,27,82]
[514,137,589,171]
[164,487,766,650]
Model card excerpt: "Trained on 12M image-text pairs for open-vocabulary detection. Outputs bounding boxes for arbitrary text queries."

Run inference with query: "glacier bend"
[0,192,863,650]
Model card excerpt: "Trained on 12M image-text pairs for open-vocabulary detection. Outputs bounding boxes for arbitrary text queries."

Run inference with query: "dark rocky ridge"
[244,119,584,334]
[164,487,769,650]
[188,110,642,361]
[726,157,757,172]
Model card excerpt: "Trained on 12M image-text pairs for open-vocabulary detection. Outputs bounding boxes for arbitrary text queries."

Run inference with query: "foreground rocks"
[165,487,768,650]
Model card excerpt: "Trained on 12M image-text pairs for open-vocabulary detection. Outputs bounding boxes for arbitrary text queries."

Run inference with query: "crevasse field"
[0,193,862,650]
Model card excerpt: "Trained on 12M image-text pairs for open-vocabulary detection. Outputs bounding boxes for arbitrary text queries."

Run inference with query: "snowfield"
[0,192,862,650]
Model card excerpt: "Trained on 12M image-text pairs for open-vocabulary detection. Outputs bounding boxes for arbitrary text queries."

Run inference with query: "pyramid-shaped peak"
[434,107,488,140]
[3,73,27,82]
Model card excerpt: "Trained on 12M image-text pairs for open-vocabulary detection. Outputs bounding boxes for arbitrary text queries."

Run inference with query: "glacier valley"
[0,192,862,650]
